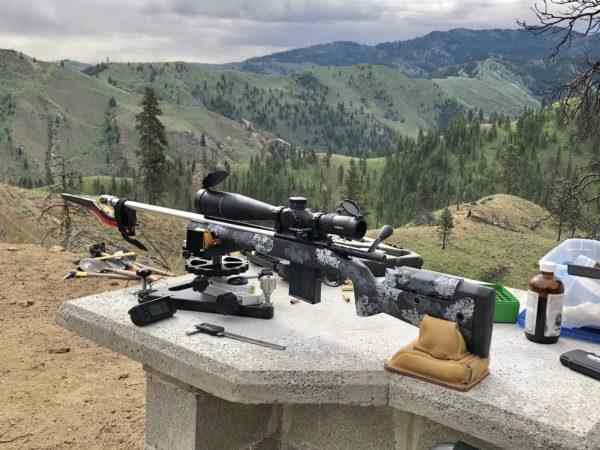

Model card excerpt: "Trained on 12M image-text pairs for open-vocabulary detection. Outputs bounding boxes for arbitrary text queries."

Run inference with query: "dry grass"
[388,195,556,289]
[0,184,186,272]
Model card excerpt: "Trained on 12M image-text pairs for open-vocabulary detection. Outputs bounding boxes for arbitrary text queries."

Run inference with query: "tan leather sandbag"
[384,315,489,391]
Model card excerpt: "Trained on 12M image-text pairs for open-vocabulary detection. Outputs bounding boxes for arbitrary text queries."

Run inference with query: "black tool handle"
[195,322,226,336]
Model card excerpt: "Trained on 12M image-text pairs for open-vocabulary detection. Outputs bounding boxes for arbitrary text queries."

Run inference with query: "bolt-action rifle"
[62,171,494,357]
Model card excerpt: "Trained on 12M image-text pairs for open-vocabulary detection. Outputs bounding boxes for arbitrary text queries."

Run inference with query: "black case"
[129,296,176,326]
[567,264,600,279]
[560,349,600,381]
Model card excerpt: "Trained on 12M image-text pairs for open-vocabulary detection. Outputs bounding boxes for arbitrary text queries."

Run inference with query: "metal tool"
[132,263,174,277]
[63,270,132,281]
[90,251,137,262]
[186,322,286,351]
[88,245,174,277]
[79,258,162,281]
[78,258,141,279]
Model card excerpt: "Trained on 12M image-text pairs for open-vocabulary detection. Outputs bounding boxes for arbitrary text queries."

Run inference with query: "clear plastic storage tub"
[540,239,600,328]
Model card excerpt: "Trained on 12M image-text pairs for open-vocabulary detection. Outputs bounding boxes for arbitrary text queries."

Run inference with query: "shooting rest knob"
[288,197,307,210]
[192,276,210,293]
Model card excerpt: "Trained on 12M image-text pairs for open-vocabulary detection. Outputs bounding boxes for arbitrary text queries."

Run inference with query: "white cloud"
[143,0,388,22]
[0,0,536,63]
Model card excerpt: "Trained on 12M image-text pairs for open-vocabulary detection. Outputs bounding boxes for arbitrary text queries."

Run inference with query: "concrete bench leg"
[144,368,280,450]
[143,367,497,450]
[278,405,497,450]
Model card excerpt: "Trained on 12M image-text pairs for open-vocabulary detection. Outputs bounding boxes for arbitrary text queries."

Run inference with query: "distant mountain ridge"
[241,28,599,96]
[244,28,598,71]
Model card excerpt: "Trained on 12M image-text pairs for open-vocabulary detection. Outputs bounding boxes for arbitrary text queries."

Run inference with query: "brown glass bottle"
[525,262,564,344]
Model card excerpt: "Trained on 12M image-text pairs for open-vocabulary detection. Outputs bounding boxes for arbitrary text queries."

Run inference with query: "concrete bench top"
[57,275,600,450]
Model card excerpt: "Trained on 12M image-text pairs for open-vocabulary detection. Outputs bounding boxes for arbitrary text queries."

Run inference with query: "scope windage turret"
[194,189,367,240]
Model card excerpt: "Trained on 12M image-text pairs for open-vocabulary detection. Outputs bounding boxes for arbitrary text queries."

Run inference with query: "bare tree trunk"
[61,202,72,249]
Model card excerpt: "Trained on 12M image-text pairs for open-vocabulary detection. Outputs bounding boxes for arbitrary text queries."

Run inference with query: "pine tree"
[136,87,168,203]
[344,158,361,204]
[201,148,209,169]
[101,98,121,168]
[497,144,521,194]
[45,118,55,186]
[337,164,344,185]
[438,206,454,250]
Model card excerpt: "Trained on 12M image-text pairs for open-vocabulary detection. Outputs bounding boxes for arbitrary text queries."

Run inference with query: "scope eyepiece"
[318,213,366,240]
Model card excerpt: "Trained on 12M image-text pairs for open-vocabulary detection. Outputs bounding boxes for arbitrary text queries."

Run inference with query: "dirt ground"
[0,243,145,450]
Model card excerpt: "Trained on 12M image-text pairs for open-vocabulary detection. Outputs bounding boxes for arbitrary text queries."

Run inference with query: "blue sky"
[1,0,536,63]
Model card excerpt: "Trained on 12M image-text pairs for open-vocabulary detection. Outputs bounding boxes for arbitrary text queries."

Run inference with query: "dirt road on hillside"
[0,243,144,450]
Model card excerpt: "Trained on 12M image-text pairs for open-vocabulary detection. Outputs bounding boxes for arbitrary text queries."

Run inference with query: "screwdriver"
[186,322,286,351]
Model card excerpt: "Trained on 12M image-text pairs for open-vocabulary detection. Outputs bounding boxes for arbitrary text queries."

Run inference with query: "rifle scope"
[194,189,366,240]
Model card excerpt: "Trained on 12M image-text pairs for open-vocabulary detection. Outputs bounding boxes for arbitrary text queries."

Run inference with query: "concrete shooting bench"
[56,274,600,450]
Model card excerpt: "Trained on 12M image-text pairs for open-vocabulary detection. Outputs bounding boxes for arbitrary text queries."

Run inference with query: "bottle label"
[525,291,538,334]
[525,291,564,337]
[545,294,564,337]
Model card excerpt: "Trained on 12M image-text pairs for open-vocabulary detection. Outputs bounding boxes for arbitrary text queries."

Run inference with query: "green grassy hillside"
[387,194,556,289]
[435,59,540,116]
[0,50,267,185]
[96,61,539,146]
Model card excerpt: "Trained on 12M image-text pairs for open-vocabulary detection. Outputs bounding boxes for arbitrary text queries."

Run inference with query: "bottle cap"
[539,261,556,273]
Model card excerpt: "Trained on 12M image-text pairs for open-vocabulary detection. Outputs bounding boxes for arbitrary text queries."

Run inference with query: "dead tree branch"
[519,0,600,137]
